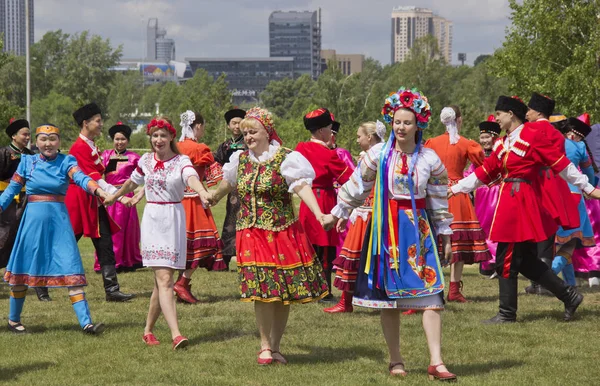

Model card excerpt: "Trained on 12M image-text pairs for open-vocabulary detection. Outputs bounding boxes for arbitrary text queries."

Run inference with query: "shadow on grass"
[189,326,254,345]
[455,295,498,303]
[442,359,524,376]
[284,344,385,364]
[0,362,54,381]
[1,320,146,335]
[519,307,600,323]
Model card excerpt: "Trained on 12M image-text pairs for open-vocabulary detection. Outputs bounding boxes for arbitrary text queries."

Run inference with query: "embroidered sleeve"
[205,162,224,187]
[425,153,453,235]
[281,151,316,192]
[332,143,383,219]
[66,156,97,195]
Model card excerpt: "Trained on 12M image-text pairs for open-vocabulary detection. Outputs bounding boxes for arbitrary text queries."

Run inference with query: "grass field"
[1,199,600,385]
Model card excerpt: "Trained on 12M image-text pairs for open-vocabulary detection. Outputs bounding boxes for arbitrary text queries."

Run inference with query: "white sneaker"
[589,277,600,287]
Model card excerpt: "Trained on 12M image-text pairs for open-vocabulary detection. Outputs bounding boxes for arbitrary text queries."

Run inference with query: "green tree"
[53,31,122,108]
[490,0,600,117]
[31,91,78,142]
[106,71,144,125]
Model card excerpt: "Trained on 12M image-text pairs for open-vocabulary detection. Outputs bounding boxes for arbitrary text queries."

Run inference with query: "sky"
[35,0,513,66]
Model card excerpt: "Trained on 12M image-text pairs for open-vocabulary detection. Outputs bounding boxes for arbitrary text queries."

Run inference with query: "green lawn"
[1,199,600,385]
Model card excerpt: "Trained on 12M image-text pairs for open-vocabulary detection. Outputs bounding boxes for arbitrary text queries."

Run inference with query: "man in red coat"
[524,93,580,295]
[295,108,353,301]
[66,103,134,302]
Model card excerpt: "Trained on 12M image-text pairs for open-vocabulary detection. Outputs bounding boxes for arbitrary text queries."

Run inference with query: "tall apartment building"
[269,10,322,79]
[146,18,175,62]
[0,0,34,56]
[391,6,452,63]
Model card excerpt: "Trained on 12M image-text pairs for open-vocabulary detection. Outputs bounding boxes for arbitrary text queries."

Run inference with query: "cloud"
[34,0,512,65]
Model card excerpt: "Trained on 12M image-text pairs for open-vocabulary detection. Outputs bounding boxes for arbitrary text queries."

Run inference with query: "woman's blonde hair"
[148,115,180,154]
[359,121,382,142]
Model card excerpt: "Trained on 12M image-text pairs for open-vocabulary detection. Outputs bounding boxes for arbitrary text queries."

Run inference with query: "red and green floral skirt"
[236,222,329,304]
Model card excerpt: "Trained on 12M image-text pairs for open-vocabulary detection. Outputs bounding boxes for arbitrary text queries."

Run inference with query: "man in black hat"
[0,119,34,275]
[295,108,353,301]
[213,108,246,270]
[525,93,580,296]
[64,103,134,302]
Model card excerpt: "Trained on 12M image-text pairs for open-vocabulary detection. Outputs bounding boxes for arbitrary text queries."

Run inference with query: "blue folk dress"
[332,144,453,310]
[556,139,596,248]
[0,153,98,287]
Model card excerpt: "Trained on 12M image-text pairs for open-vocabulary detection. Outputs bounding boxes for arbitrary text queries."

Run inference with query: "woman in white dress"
[106,116,210,350]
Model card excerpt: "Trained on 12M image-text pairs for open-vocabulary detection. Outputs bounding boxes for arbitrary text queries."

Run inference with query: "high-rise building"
[269,10,322,79]
[146,18,175,62]
[391,6,452,63]
[0,0,34,56]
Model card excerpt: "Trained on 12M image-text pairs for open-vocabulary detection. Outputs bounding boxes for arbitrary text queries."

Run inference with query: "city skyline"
[34,0,512,66]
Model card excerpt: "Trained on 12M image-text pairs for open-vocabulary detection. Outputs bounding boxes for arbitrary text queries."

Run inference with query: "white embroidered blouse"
[332,145,453,235]
[130,153,199,202]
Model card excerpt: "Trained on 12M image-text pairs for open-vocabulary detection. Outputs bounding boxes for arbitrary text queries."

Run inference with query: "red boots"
[173,276,199,304]
[447,281,468,303]
[323,291,353,313]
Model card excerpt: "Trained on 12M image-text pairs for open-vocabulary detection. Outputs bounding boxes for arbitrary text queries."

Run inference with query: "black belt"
[539,166,552,178]
[504,178,531,196]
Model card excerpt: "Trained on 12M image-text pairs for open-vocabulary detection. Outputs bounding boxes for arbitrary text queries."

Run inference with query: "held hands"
[102,193,118,206]
[447,187,455,199]
[199,191,213,207]
[320,214,338,231]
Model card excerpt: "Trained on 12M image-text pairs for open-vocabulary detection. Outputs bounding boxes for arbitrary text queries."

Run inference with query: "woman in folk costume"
[570,120,600,286]
[174,111,225,304]
[2,124,111,334]
[295,109,354,301]
[326,117,356,261]
[324,121,385,314]
[424,106,491,302]
[208,107,329,365]
[465,115,502,278]
[451,96,600,324]
[213,108,247,271]
[551,116,596,286]
[93,122,142,273]
[106,116,211,350]
[323,88,456,380]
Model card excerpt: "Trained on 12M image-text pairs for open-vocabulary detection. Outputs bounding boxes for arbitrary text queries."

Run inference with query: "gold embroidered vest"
[236,147,295,231]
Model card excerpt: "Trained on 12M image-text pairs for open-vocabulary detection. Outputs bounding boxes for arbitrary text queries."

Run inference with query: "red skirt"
[182,196,226,271]
[236,222,329,304]
[333,212,371,292]
[446,192,491,264]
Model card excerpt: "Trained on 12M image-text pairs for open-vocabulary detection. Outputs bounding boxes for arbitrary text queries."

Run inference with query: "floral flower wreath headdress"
[146,118,176,136]
[245,107,282,145]
[381,87,431,129]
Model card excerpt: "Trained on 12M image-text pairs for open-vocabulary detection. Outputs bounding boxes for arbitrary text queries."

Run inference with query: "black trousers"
[76,206,116,267]
[536,234,555,263]
[495,241,550,281]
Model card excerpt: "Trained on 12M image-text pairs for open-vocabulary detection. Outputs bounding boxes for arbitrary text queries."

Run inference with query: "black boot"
[536,269,583,322]
[101,265,135,302]
[35,287,52,302]
[524,281,540,295]
[483,276,517,324]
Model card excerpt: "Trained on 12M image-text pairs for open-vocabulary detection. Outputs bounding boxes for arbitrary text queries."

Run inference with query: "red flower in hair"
[117,121,123,125]
[417,109,431,123]
[399,90,416,108]
[9,117,15,124]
